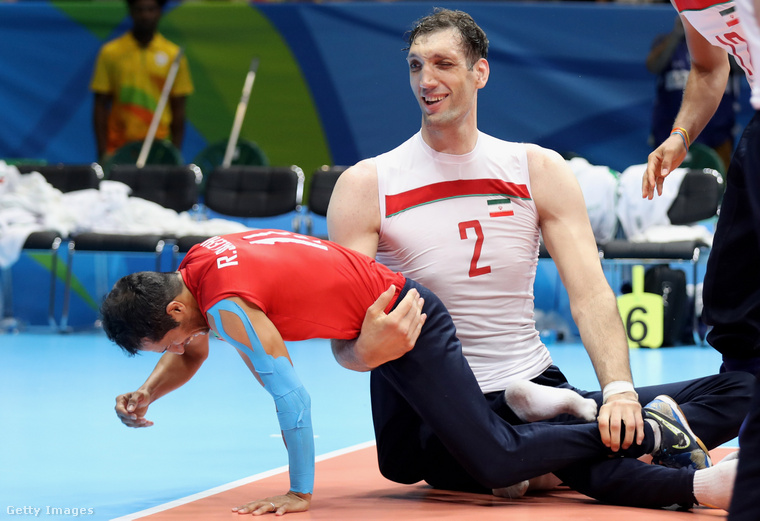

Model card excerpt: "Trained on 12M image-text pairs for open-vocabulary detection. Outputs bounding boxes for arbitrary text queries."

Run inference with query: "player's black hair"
[100,271,182,356]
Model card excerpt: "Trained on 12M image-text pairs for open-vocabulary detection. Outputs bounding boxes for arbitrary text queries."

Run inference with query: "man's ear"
[475,58,489,88]
[166,300,185,317]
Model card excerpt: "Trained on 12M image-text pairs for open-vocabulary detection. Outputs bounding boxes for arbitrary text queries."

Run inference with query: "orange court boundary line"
[110,440,377,521]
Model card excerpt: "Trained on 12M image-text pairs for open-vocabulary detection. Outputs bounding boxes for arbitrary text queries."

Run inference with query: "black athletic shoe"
[644,394,712,470]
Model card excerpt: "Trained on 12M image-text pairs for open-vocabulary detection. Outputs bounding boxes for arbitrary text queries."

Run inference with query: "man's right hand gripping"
[115,389,153,428]
[332,285,426,372]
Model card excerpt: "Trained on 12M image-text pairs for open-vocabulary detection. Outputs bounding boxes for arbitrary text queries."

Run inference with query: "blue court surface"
[0,330,732,520]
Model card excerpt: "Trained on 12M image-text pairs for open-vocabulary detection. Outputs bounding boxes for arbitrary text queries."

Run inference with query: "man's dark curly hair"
[100,271,183,356]
[404,8,489,70]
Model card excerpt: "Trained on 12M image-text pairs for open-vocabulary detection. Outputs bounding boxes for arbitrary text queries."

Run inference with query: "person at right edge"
[723,1,760,519]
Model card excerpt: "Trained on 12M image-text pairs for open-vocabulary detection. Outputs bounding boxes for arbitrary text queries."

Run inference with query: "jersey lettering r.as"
[179,230,405,341]
[375,131,552,394]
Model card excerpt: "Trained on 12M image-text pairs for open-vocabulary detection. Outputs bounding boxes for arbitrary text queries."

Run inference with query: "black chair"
[203,164,304,219]
[1,231,64,331]
[1,164,103,331]
[59,165,202,331]
[303,165,347,237]
[172,165,305,268]
[599,168,724,343]
[108,163,202,213]
[59,233,168,331]
[15,162,104,192]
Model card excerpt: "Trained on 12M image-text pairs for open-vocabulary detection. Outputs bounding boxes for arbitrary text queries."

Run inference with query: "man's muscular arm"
[529,145,643,451]
[327,160,426,370]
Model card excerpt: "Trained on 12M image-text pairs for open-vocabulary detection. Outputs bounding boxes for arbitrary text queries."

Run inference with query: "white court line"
[110,440,376,521]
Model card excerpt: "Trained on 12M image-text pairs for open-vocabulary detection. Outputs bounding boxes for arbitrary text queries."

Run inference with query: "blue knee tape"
[208,299,315,493]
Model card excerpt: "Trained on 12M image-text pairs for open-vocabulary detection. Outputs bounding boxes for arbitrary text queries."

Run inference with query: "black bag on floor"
[644,265,693,346]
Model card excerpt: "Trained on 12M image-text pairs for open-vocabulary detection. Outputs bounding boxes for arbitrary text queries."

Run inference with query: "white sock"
[493,480,529,499]
[527,473,563,491]
[693,456,738,510]
[503,380,597,422]
[645,418,661,452]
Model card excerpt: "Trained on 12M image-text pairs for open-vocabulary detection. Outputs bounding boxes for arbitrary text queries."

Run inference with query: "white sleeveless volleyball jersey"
[375,132,552,393]
[672,0,756,91]
[735,0,760,108]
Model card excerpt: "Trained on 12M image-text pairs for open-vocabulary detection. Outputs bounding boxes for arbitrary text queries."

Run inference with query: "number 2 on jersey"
[459,220,491,278]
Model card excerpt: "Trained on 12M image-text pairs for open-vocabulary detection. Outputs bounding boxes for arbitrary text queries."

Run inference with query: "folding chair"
[303,165,347,237]
[60,165,202,330]
[1,231,64,331]
[1,164,103,330]
[203,165,304,218]
[15,162,104,192]
[108,163,202,213]
[599,168,724,343]
[172,165,305,268]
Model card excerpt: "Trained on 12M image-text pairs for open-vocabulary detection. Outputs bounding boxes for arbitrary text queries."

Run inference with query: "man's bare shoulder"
[523,143,566,172]
[339,158,378,187]
[523,144,578,211]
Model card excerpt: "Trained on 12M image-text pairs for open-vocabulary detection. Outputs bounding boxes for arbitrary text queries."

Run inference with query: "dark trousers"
[371,279,653,490]
[543,367,752,507]
[729,377,760,520]
[373,280,754,508]
[703,111,760,366]
[725,111,760,521]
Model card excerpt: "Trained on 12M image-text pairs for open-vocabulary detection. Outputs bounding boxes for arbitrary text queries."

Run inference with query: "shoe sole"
[651,395,713,469]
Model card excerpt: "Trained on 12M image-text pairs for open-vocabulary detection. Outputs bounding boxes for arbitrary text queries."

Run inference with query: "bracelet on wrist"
[670,127,691,150]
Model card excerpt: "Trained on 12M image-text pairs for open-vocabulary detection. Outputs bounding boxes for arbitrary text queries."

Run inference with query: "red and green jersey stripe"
[385,178,530,217]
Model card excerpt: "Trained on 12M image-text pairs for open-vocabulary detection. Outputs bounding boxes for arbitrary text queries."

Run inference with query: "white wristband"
[602,380,638,404]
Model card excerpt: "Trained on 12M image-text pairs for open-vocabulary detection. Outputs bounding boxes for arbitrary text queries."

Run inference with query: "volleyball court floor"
[0,331,736,520]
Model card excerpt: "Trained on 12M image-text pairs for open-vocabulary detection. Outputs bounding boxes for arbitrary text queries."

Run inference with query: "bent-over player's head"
[405,8,489,70]
[100,271,183,356]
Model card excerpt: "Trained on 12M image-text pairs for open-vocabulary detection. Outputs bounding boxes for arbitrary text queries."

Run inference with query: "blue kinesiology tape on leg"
[208,300,315,494]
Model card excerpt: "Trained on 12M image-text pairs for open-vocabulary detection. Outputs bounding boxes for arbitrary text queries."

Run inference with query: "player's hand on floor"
[355,284,426,369]
[232,491,311,516]
[597,392,644,452]
[114,389,153,428]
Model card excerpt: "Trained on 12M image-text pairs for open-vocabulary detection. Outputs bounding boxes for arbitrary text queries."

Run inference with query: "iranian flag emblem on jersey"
[488,197,513,217]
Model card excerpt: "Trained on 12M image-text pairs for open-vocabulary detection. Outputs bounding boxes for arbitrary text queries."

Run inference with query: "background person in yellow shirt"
[90,0,193,162]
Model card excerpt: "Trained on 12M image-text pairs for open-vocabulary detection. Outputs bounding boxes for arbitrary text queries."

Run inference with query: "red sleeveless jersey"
[179,230,405,341]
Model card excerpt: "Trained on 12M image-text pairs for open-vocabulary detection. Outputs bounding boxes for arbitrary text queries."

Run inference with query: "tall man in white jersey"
[328,8,754,511]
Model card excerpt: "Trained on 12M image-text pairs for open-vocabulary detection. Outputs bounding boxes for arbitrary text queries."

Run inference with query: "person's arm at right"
[326,161,426,371]
[114,334,209,428]
[643,15,731,198]
[93,93,112,162]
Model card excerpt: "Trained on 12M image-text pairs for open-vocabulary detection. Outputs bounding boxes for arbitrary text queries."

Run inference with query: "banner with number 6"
[616,265,664,349]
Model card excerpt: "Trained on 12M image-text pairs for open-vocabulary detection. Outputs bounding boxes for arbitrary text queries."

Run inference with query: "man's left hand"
[232,491,311,516]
